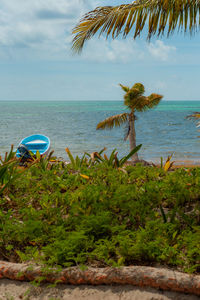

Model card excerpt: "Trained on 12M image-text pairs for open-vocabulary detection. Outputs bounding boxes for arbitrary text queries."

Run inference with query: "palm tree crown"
[72,0,200,53]
[97,83,163,161]
[121,83,162,111]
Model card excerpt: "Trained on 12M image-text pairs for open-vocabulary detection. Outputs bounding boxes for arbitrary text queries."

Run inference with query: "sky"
[0,0,200,101]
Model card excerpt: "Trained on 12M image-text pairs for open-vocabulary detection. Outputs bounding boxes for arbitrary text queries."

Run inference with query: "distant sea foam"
[1,100,200,162]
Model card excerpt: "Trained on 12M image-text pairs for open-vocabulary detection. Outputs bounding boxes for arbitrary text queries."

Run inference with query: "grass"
[0,148,200,274]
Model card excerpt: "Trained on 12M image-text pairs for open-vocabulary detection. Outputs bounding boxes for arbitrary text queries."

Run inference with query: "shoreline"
[125,159,200,168]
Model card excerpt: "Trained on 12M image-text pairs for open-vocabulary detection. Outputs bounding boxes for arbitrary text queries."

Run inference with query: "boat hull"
[16,134,50,158]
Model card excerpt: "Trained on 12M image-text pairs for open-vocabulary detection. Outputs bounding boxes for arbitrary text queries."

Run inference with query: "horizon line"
[1,99,200,102]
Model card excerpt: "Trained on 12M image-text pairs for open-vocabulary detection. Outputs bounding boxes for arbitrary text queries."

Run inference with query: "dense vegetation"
[0,148,200,274]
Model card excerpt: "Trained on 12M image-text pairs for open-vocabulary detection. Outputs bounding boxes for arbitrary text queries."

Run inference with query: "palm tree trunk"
[129,112,139,162]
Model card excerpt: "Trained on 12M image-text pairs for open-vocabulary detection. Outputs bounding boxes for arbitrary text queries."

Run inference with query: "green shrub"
[0,152,200,273]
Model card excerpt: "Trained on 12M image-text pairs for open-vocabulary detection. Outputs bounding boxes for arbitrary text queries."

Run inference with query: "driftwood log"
[0,261,199,296]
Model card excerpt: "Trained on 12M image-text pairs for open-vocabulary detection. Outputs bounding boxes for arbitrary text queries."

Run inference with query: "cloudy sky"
[0,0,200,101]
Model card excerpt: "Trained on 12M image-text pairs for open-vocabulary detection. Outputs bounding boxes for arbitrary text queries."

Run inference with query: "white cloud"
[0,0,95,53]
[78,38,176,64]
[79,38,145,63]
[0,1,177,63]
[147,40,176,61]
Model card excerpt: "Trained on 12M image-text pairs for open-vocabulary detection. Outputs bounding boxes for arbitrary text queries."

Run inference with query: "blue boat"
[16,134,50,158]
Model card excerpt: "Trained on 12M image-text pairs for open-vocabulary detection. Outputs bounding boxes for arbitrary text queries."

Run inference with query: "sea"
[1,100,200,163]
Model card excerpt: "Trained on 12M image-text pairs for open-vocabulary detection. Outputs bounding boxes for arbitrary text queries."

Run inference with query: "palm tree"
[72,0,200,53]
[96,83,163,162]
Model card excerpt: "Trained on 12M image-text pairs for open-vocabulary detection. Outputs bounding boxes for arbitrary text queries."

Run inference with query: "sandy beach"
[0,279,199,300]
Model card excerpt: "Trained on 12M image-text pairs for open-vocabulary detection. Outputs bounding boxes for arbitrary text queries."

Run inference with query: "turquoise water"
[1,100,200,162]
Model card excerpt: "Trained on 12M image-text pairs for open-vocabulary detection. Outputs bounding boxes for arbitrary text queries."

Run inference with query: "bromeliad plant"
[0,145,54,195]
[161,154,174,172]
[29,150,56,171]
[0,145,19,195]
[65,144,142,170]
[97,83,162,162]
[65,148,90,170]
[86,144,142,168]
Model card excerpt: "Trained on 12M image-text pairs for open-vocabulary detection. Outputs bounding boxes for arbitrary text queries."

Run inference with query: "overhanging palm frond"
[72,0,200,53]
[96,113,128,130]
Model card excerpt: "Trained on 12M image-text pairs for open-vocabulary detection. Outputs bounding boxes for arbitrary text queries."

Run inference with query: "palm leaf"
[134,94,163,112]
[119,83,129,93]
[186,112,200,127]
[187,112,200,120]
[96,113,128,130]
[119,144,142,166]
[124,87,144,108]
[123,83,145,109]
[108,149,117,165]
[65,148,75,168]
[72,0,200,53]
[144,93,163,109]
[132,83,145,94]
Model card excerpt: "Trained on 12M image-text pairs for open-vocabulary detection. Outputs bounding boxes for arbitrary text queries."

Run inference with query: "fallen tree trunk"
[0,261,199,296]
